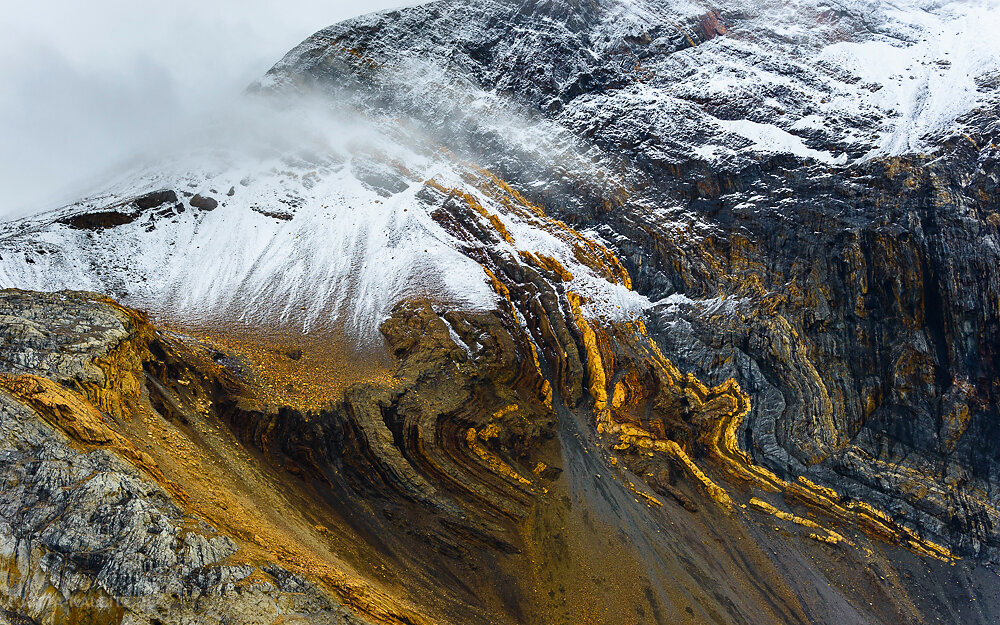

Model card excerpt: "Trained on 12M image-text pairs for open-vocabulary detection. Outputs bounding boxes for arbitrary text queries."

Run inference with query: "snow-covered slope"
[0,100,645,341]
[1,0,998,342]
[264,0,1000,168]
[0,108,489,339]
[816,0,1000,155]
[579,0,1000,160]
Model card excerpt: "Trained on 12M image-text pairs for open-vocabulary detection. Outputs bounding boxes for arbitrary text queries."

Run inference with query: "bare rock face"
[258,0,1000,567]
[0,1,998,624]
[0,291,372,625]
[189,194,218,211]
[0,267,996,625]
[57,190,178,231]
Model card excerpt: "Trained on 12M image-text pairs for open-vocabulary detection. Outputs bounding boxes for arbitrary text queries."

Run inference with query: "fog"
[0,1,420,219]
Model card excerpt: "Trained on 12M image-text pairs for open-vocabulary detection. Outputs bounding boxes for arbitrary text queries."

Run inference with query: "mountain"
[1,1,999,624]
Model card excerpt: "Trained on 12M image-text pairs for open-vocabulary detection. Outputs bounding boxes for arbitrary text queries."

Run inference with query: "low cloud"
[0,0,420,219]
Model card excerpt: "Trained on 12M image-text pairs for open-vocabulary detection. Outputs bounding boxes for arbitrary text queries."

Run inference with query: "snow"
[818,0,1000,156]
[2,0,997,348]
[590,0,1000,164]
[716,119,847,165]
[0,97,652,344]
[0,107,501,343]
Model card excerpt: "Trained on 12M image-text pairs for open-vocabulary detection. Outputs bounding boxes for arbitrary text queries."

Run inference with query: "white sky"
[0,1,420,218]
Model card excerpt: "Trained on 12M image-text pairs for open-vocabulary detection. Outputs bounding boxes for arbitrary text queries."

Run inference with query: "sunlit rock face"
[1,1,999,624]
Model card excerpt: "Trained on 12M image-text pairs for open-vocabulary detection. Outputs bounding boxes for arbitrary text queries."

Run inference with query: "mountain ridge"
[0,1,999,623]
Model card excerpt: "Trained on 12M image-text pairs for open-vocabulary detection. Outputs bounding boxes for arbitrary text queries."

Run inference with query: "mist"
[0,0,422,220]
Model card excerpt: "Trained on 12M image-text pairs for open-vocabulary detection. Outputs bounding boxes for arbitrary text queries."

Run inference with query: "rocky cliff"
[1,0,999,624]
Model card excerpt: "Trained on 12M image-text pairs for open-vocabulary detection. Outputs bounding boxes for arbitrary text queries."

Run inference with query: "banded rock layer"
[1,0,999,624]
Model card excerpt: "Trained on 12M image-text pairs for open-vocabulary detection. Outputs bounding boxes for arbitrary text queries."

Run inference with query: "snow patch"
[716,119,847,165]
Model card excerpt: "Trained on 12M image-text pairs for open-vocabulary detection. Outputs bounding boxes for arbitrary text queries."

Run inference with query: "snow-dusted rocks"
[1,2,1000,624]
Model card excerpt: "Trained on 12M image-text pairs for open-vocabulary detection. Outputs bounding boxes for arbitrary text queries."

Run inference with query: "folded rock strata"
[0,0,998,623]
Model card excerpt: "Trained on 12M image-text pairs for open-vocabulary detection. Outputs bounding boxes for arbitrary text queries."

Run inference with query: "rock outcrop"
[0,0,998,623]
[256,0,1000,566]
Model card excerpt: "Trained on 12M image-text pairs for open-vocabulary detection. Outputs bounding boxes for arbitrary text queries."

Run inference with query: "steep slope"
[1,1,999,624]
[253,0,1000,564]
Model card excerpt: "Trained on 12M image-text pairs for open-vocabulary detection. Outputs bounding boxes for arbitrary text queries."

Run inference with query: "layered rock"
[0,0,998,623]
[0,291,376,625]
[254,0,1000,565]
[0,216,996,624]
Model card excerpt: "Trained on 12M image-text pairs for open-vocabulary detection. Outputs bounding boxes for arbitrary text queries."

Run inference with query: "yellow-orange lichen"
[65,297,156,420]
[519,251,575,282]
[426,179,516,245]
[749,497,846,544]
[566,291,609,417]
[457,169,633,289]
[176,324,394,412]
[0,372,184,504]
[556,247,959,560]
[0,373,117,445]
[465,426,533,488]
[624,479,663,507]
